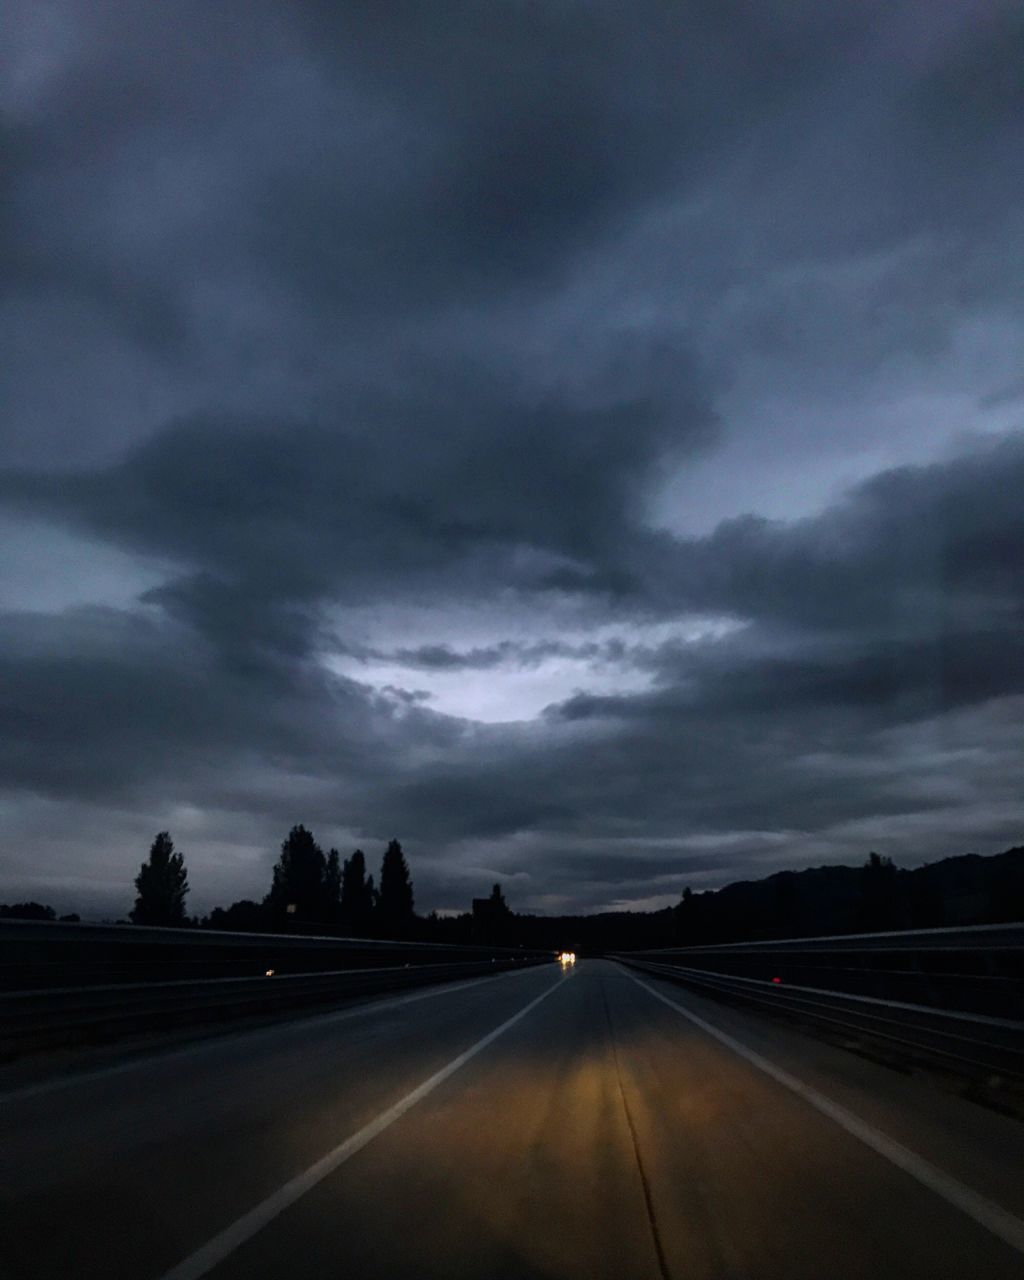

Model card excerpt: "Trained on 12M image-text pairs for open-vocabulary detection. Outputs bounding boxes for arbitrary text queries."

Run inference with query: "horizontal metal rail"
[635,921,1024,955]
[0,917,539,952]
[615,955,1024,1082]
[618,923,1024,1025]
[0,957,546,1058]
[0,918,549,991]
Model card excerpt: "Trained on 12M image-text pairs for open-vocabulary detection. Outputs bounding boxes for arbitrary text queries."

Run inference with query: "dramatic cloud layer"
[2,2,1022,915]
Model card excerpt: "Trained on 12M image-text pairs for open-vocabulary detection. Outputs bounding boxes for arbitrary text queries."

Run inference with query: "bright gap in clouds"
[325,614,742,723]
[341,657,646,723]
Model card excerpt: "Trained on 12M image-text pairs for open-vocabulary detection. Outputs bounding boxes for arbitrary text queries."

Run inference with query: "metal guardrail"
[0,918,544,989]
[0,918,533,951]
[0,919,551,1058]
[630,921,1024,955]
[0,957,545,1058]
[613,922,1024,1083]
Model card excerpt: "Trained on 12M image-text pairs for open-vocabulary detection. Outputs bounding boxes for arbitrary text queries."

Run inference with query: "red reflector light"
[771,976,782,984]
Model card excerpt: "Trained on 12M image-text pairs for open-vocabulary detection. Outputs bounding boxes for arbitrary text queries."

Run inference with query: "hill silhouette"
[499,845,1024,953]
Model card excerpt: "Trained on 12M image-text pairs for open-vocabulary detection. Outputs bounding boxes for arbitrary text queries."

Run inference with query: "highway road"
[2,959,1023,1279]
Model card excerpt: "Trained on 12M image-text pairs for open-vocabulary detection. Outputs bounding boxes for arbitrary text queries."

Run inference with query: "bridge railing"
[612,922,1024,1084]
[0,917,545,989]
[0,919,551,1058]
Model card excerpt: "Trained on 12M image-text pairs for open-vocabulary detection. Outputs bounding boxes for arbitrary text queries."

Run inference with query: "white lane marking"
[0,969,531,1106]
[159,973,569,1280]
[629,972,1024,1257]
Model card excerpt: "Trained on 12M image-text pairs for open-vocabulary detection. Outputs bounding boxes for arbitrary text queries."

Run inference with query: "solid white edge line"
[627,970,1024,1258]
[158,972,569,1280]
[0,968,530,1106]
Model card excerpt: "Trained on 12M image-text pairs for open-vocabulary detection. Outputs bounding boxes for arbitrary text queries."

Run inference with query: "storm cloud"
[1,2,1022,915]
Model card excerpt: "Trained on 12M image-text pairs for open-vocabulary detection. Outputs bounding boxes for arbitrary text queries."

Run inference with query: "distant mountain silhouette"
[666,845,1024,946]
[495,845,1024,953]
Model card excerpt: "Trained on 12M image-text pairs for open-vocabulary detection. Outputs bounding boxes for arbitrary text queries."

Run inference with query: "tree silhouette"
[674,886,707,944]
[266,824,326,924]
[377,839,414,934]
[131,832,189,926]
[340,849,364,918]
[205,899,267,931]
[0,901,57,921]
[859,851,902,930]
[324,848,342,924]
[340,849,375,933]
[471,883,511,943]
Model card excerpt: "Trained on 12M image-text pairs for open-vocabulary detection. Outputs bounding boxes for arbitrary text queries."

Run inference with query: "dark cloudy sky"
[2,2,1022,919]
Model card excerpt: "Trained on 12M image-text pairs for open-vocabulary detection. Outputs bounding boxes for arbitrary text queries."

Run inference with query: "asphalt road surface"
[2,960,1023,1279]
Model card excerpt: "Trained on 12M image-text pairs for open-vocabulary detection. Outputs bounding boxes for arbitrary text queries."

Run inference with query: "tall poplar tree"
[131,831,189,926]
[377,839,414,935]
[266,825,326,924]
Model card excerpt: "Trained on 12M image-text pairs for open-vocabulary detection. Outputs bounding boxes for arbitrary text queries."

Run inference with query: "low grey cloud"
[3,427,1021,913]
[1,2,1022,915]
[665,434,1024,631]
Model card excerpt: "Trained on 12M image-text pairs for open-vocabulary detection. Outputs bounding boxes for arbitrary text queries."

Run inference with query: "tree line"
[0,902,80,922]
[670,846,1024,945]
[8,832,1021,949]
[129,826,417,938]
